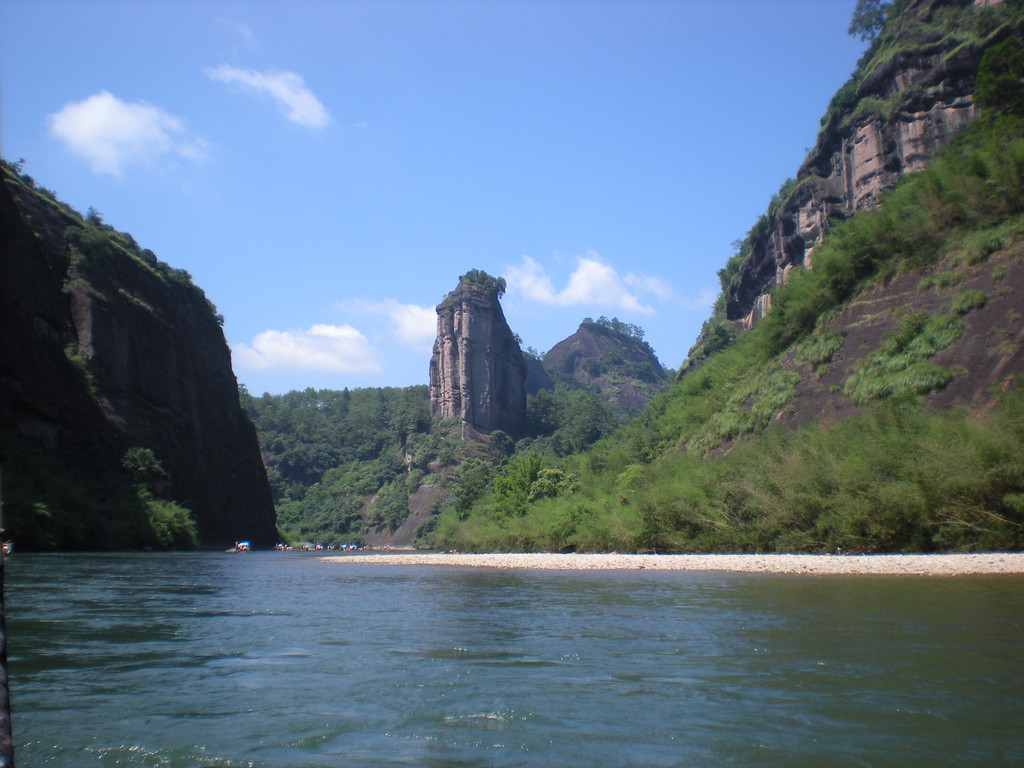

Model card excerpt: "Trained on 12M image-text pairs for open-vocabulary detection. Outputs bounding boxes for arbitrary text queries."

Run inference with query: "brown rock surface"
[429,277,527,438]
[726,0,1008,329]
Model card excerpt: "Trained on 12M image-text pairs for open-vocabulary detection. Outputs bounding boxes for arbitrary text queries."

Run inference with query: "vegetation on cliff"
[428,1,1024,554]
[687,0,1024,369]
[1,161,276,550]
[438,269,507,306]
[544,317,669,395]
[1,164,211,549]
[432,115,1024,553]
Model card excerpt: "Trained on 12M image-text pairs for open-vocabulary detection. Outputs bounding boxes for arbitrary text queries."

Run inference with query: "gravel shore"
[321,551,1024,575]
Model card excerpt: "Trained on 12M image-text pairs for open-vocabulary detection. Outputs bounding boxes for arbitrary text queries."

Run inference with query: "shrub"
[843,313,962,404]
[951,289,988,315]
[936,270,964,288]
[797,335,846,366]
[143,493,198,549]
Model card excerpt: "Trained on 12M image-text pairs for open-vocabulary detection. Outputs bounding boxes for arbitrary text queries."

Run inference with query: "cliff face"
[0,168,277,548]
[727,0,1009,329]
[429,279,527,438]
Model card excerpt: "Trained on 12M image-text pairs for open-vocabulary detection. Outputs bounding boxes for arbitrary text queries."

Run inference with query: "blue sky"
[2,1,866,395]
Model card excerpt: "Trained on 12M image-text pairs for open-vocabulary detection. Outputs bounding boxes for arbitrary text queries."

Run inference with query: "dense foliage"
[520,388,621,457]
[242,374,636,545]
[435,385,1024,554]
[3,439,197,551]
[848,0,890,42]
[455,268,506,298]
[240,385,450,545]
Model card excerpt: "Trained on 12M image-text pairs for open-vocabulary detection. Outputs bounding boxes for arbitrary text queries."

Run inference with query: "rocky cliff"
[0,165,277,549]
[725,0,1017,329]
[429,272,527,439]
[543,318,670,412]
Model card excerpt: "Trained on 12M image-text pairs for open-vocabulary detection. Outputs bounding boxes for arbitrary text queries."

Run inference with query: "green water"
[6,552,1024,766]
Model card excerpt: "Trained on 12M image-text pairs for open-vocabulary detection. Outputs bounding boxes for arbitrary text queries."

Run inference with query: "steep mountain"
[689,0,1024,367]
[0,163,277,550]
[542,317,670,413]
[429,270,528,439]
[430,0,1024,555]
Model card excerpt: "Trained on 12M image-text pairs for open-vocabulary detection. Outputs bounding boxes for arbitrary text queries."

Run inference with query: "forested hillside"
[240,386,451,545]
[430,0,1024,554]
[241,315,660,546]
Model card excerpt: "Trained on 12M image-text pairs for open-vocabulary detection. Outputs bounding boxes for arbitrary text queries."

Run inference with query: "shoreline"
[320,551,1024,575]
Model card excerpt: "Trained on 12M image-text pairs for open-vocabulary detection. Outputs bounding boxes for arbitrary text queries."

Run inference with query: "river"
[7,552,1024,766]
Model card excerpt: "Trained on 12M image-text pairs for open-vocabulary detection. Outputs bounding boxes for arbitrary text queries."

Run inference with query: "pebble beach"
[322,551,1024,575]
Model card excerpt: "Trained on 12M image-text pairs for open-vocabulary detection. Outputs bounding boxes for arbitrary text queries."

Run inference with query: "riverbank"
[321,551,1024,575]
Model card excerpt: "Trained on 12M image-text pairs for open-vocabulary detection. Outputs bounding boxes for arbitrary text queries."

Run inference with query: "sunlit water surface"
[7,552,1024,767]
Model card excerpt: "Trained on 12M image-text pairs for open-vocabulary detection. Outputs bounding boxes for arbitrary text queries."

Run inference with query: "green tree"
[122,447,166,489]
[449,458,497,518]
[975,38,1024,117]
[848,0,889,42]
[459,269,506,298]
[492,453,546,516]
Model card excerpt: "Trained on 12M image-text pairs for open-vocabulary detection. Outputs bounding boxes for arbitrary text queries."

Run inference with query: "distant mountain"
[541,317,670,413]
[426,274,670,437]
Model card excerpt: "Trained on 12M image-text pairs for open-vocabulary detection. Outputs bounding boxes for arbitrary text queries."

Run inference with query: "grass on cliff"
[3,160,226,329]
[686,0,1024,371]
[430,116,1024,554]
[433,382,1024,554]
[823,0,1023,129]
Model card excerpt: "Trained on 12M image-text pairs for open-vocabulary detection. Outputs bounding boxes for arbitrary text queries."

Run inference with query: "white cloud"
[48,91,205,177]
[232,324,380,373]
[682,288,717,310]
[226,20,257,48]
[205,65,330,129]
[625,272,675,302]
[505,251,663,315]
[340,300,437,347]
[504,256,558,303]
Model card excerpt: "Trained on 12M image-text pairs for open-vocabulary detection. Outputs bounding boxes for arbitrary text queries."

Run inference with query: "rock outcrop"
[543,319,669,413]
[429,274,527,438]
[0,166,278,549]
[726,0,1012,328]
